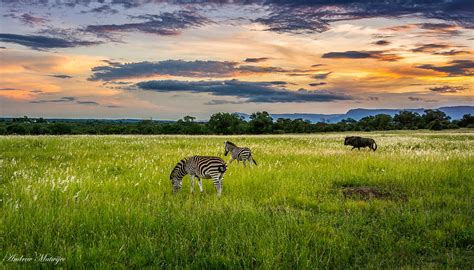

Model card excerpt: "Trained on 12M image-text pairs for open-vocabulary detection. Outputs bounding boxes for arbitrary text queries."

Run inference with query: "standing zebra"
[224,141,257,167]
[170,156,227,196]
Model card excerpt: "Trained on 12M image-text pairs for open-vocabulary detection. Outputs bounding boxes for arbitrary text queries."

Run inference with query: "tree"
[207,113,246,134]
[458,114,474,128]
[422,110,450,130]
[249,111,273,134]
[393,111,422,129]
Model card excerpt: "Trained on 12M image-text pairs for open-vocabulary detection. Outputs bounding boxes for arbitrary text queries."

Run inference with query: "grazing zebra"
[344,136,377,151]
[224,141,257,167]
[170,156,227,196]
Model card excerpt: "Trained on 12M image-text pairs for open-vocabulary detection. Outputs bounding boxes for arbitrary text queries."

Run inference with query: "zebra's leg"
[213,176,222,197]
[190,174,195,193]
[249,158,253,168]
[229,157,234,164]
[197,177,203,193]
[243,160,246,167]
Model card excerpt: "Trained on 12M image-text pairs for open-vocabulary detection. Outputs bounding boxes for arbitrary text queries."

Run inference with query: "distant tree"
[393,111,422,129]
[249,111,273,134]
[458,114,474,128]
[422,110,450,130]
[49,123,72,135]
[207,113,246,134]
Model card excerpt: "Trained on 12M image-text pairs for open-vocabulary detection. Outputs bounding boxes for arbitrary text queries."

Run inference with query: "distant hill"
[238,106,474,123]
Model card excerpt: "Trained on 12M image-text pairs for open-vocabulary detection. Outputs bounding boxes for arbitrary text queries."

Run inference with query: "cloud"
[411,43,450,53]
[367,96,379,101]
[89,59,292,81]
[254,1,474,35]
[205,99,247,105]
[428,85,467,93]
[311,64,324,67]
[417,23,461,36]
[309,82,327,87]
[433,50,471,56]
[4,13,49,26]
[416,60,474,76]
[373,40,390,46]
[0,33,102,50]
[322,50,402,62]
[244,57,269,63]
[82,5,118,14]
[0,87,19,91]
[312,72,331,79]
[76,101,99,105]
[49,74,73,79]
[135,79,352,103]
[30,96,76,103]
[408,96,422,101]
[85,10,210,37]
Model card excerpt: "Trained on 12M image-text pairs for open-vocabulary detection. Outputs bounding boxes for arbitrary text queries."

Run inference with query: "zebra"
[224,141,257,167]
[170,156,227,196]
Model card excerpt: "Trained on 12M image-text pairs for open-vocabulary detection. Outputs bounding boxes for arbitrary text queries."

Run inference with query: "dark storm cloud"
[0,33,102,50]
[429,85,467,93]
[89,60,292,81]
[85,10,210,36]
[322,51,402,62]
[0,87,18,91]
[49,74,73,79]
[312,72,331,80]
[135,79,352,103]
[244,57,270,63]
[408,96,422,101]
[416,60,474,76]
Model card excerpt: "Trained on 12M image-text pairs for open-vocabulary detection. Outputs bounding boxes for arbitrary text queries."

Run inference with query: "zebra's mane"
[225,141,237,147]
[170,158,188,179]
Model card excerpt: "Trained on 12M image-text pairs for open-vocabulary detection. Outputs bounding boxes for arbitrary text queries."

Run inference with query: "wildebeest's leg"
[358,147,360,150]
[197,177,203,193]
[213,176,222,197]
[351,147,356,150]
[190,174,195,193]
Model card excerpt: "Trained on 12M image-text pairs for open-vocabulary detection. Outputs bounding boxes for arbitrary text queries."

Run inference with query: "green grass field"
[1,131,473,268]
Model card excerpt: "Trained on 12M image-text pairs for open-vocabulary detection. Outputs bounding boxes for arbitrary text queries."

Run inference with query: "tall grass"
[1,131,473,268]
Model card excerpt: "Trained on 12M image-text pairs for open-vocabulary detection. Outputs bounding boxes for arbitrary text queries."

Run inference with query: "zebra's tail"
[218,164,227,173]
[252,158,257,166]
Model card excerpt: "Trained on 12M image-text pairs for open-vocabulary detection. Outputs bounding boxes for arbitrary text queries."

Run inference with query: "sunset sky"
[0,0,473,120]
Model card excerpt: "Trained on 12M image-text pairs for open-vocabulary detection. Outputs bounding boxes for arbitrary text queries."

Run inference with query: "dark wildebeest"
[344,136,377,151]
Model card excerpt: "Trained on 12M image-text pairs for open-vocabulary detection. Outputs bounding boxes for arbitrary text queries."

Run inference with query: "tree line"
[1,110,473,135]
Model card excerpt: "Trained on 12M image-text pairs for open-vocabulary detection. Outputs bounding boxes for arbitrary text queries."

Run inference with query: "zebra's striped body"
[224,141,257,167]
[170,156,226,196]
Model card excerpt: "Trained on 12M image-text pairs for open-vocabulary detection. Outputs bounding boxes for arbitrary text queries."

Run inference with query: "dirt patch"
[342,186,407,201]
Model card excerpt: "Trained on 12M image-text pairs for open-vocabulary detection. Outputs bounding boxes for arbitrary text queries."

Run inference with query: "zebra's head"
[224,141,236,156]
[170,159,186,193]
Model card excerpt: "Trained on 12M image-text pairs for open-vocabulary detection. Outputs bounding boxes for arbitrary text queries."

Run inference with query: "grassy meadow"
[1,131,473,268]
